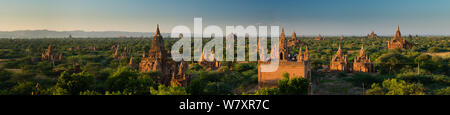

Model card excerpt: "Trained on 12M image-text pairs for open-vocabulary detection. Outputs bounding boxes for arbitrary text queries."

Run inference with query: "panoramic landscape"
[0,0,449,96]
[0,25,448,95]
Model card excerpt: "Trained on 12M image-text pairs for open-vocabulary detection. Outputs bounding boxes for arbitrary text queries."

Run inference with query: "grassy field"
[313,73,364,95]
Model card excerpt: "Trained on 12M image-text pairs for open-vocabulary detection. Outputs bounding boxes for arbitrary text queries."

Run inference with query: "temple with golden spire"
[388,25,413,50]
[140,25,190,86]
[287,32,300,47]
[140,24,167,74]
[279,28,289,60]
[353,45,373,72]
[330,45,349,72]
[42,45,63,62]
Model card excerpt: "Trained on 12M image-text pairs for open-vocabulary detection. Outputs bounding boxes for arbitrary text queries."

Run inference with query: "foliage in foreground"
[247,73,309,95]
[366,79,425,95]
[150,84,188,95]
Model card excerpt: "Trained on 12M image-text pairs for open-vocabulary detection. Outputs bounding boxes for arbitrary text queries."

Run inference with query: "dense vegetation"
[0,35,449,95]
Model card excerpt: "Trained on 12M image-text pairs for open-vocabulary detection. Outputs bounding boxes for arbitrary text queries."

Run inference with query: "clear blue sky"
[1,0,450,36]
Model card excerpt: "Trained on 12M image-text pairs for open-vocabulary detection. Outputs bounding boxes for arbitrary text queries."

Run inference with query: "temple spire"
[279,28,286,45]
[394,24,402,40]
[299,47,302,55]
[297,47,303,62]
[292,32,296,39]
[359,45,365,57]
[338,44,341,51]
[396,25,400,34]
[305,45,309,53]
[336,43,343,56]
[155,24,161,36]
[304,46,309,61]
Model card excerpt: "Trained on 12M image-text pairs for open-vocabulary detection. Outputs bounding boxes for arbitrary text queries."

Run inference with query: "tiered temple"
[330,45,349,72]
[258,28,312,89]
[353,45,373,72]
[198,50,220,70]
[279,28,289,60]
[388,25,413,50]
[287,32,300,47]
[42,45,63,61]
[139,25,190,86]
[112,45,131,60]
[315,34,324,40]
[367,30,378,38]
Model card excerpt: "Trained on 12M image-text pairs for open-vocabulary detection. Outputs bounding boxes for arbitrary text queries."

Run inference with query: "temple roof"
[151,24,164,51]
[291,32,296,39]
[280,28,286,39]
[337,44,342,55]
[394,25,402,40]
[155,24,161,37]
[359,45,366,57]
[315,34,323,40]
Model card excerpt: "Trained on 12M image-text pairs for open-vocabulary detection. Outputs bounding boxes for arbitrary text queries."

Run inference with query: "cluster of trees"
[366,79,425,95]
[345,65,449,95]
[0,63,261,95]
[303,36,449,71]
[1,66,176,95]
[374,51,449,75]
[247,72,309,95]
[0,37,259,95]
[0,38,183,95]
[0,35,449,95]
[298,36,449,95]
[186,62,258,95]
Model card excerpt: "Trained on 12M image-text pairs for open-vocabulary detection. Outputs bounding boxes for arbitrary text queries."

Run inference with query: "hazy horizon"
[1,0,450,36]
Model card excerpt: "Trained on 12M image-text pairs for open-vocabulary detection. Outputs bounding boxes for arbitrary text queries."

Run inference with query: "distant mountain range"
[0,30,170,38]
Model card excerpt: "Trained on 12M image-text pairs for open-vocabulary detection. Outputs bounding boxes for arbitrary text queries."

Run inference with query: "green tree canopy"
[366,79,425,95]
[56,71,94,95]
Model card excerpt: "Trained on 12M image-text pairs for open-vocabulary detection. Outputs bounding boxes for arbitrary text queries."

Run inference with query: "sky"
[1,0,450,36]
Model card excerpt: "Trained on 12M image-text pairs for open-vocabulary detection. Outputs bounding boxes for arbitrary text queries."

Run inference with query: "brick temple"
[367,30,378,38]
[353,45,373,72]
[330,45,349,72]
[315,34,324,40]
[139,25,190,86]
[287,32,300,47]
[258,28,312,88]
[388,25,413,50]
[41,45,63,61]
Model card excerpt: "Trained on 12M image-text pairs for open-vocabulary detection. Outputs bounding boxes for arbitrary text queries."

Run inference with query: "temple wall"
[330,62,348,72]
[258,62,310,88]
[353,63,373,72]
